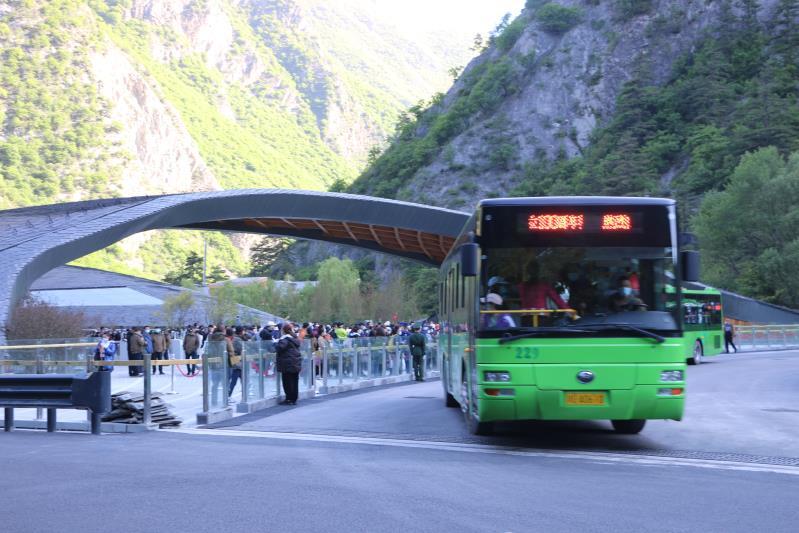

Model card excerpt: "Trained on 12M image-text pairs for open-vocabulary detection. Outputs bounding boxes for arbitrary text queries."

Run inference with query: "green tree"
[163,252,204,286]
[158,291,196,328]
[311,257,362,323]
[695,147,799,307]
[205,283,240,325]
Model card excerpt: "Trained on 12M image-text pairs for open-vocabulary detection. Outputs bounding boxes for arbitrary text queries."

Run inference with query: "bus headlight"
[484,371,511,382]
[660,370,684,382]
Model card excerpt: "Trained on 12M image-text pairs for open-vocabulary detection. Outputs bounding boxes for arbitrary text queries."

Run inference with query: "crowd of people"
[89,319,440,405]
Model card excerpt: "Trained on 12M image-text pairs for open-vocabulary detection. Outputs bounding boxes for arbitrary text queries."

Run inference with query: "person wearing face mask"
[610,277,647,312]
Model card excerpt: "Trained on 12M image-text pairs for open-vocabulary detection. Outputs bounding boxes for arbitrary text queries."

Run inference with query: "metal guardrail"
[0,371,111,434]
[734,325,799,351]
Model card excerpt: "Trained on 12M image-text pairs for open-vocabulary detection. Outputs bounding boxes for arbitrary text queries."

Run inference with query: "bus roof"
[478,196,675,208]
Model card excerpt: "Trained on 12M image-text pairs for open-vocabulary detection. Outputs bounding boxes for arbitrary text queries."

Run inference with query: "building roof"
[28,265,282,328]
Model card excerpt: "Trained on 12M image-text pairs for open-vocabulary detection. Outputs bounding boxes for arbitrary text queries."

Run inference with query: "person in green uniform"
[409,324,426,382]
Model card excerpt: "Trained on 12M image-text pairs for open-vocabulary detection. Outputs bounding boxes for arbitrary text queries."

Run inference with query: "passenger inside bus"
[609,277,647,312]
[481,247,671,328]
[480,293,517,330]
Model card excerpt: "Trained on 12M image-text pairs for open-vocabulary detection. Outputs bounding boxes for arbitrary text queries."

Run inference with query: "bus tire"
[611,419,646,434]
[443,360,459,407]
[462,370,493,435]
[688,340,703,365]
[468,416,494,436]
[445,390,459,408]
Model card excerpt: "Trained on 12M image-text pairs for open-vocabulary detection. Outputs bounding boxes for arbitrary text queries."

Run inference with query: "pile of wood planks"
[101,391,182,427]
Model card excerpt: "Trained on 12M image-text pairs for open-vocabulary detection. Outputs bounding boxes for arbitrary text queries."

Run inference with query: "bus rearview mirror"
[461,244,479,277]
[682,251,700,282]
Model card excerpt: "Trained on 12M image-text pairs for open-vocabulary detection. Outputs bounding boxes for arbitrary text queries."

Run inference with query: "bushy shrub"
[536,3,583,33]
[615,0,654,20]
[496,17,527,52]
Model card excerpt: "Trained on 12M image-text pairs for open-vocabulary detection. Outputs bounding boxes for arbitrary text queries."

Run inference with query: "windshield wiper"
[498,327,591,344]
[577,323,665,343]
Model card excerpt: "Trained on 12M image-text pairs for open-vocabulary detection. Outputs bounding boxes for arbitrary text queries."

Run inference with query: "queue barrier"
[0,371,111,434]
[2,337,442,428]
[733,325,799,351]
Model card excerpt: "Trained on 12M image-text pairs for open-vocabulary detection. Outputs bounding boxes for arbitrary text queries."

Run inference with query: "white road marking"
[166,428,799,477]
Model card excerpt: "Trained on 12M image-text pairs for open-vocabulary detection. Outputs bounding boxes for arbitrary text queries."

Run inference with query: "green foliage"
[614,0,654,20]
[158,291,196,328]
[535,3,583,33]
[0,0,124,209]
[249,237,292,277]
[695,148,799,308]
[205,283,240,325]
[311,257,362,323]
[513,10,799,203]
[350,59,521,198]
[72,230,247,283]
[496,17,527,52]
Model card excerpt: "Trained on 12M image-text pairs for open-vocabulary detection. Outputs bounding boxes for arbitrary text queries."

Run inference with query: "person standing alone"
[409,324,426,382]
[276,323,302,405]
[724,320,737,353]
[128,327,146,377]
[151,328,168,375]
[183,328,200,375]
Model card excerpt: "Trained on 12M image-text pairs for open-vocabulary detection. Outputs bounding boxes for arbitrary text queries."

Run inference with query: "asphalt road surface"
[1,349,798,533]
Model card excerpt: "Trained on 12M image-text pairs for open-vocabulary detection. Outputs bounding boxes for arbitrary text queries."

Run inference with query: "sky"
[373,0,526,35]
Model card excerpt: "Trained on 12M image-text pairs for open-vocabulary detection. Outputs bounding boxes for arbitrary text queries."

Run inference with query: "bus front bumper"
[477,385,684,422]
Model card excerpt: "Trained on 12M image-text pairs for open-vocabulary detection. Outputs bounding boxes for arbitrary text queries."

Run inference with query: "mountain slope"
[349,0,797,214]
[0,0,474,280]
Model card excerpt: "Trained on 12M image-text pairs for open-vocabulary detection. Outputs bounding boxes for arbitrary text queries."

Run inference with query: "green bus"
[678,288,724,365]
[439,197,699,435]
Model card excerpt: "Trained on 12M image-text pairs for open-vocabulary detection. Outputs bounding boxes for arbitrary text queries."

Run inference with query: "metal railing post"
[143,352,152,426]
[242,352,249,404]
[321,345,329,394]
[258,351,265,400]
[367,344,373,379]
[381,345,387,378]
[338,345,344,385]
[766,328,771,348]
[36,353,43,421]
[168,362,177,395]
[202,350,210,413]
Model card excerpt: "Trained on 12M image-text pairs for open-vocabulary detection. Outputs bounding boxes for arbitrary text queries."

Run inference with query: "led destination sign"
[519,212,639,234]
[527,214,584,231]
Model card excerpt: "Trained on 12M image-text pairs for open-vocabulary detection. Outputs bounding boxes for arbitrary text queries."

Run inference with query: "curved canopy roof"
[0,189,469,337]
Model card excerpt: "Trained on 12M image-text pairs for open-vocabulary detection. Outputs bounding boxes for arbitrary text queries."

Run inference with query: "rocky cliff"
[350,0,788,211]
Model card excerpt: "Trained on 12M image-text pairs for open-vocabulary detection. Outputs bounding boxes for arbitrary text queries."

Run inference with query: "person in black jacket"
[276,322,302,405]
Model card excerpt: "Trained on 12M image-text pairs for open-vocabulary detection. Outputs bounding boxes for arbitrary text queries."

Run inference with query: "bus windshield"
[480,246,679,334]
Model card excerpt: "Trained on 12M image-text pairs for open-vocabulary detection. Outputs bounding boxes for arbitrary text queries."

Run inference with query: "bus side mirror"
[461,244,479,277]
[682,251,700,282]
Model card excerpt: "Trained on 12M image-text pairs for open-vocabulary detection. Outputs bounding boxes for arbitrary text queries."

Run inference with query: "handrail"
[0,342,96,350]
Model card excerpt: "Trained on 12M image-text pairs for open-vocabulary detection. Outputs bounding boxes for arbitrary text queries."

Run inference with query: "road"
[1,350,798,533]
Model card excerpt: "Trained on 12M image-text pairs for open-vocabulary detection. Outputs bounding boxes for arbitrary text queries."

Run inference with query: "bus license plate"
[565,392,605,405]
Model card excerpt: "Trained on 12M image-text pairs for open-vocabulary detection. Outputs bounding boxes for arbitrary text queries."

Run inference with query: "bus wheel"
[611,419,646,434]
[442,360,458,407]
[445,389,459,408]
[462,372,493,435]
[688,340,703,365]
